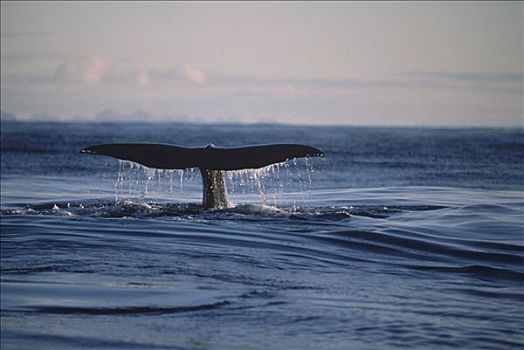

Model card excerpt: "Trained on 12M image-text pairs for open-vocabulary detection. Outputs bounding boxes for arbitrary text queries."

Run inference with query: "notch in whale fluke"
[80,143,324,171]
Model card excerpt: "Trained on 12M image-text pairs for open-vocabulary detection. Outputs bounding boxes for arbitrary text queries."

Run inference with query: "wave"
[33,301,230,316]
[402,264,524,283]
[310,229,524,264]
[0,198,447,220]
[3,332,173,350]
[2,196,522,286]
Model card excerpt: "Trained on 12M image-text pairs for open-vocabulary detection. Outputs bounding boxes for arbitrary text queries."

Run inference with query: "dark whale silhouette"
[81,143,324,209]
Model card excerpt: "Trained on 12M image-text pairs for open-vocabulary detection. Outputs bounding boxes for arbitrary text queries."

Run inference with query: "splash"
[112,159,318,209]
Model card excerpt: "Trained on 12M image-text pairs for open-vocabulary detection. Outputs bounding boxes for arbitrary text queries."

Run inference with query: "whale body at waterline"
[80,143,324,209]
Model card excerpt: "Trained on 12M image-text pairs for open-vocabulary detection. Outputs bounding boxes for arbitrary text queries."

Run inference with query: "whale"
[81,143,324,209]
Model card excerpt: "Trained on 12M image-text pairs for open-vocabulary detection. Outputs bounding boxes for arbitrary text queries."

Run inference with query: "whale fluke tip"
[80,148,93,154]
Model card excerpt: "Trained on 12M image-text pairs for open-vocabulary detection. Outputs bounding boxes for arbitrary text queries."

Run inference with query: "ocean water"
[1,121,523,350]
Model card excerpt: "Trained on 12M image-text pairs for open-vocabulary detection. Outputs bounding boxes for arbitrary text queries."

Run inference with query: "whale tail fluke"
[81,143,324,209]
[80,143,324,171]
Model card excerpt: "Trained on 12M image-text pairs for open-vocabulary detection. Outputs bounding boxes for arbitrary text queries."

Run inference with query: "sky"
[1,1,522,126]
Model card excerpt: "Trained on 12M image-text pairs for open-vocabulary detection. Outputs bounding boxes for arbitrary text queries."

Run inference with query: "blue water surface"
[1,121,523,349]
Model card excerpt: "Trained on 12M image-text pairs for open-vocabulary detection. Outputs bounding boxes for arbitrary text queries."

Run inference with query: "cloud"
[1,58,207,88]
[4,52,521,99]
[205,71,523,94]
[182,64,206,85]
[136,69,151,87]
[54,55,113,84]
[81,56,113,83]
[390,71,524,93]
[405,71,524,84]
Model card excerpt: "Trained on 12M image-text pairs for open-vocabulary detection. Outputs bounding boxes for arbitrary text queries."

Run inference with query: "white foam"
[229,203,285,215]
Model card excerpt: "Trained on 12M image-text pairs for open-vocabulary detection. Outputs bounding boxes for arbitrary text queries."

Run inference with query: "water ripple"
[33,301,231,316]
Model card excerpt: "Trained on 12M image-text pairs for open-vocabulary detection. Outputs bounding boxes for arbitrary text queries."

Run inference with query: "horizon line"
[1,117,522,130]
